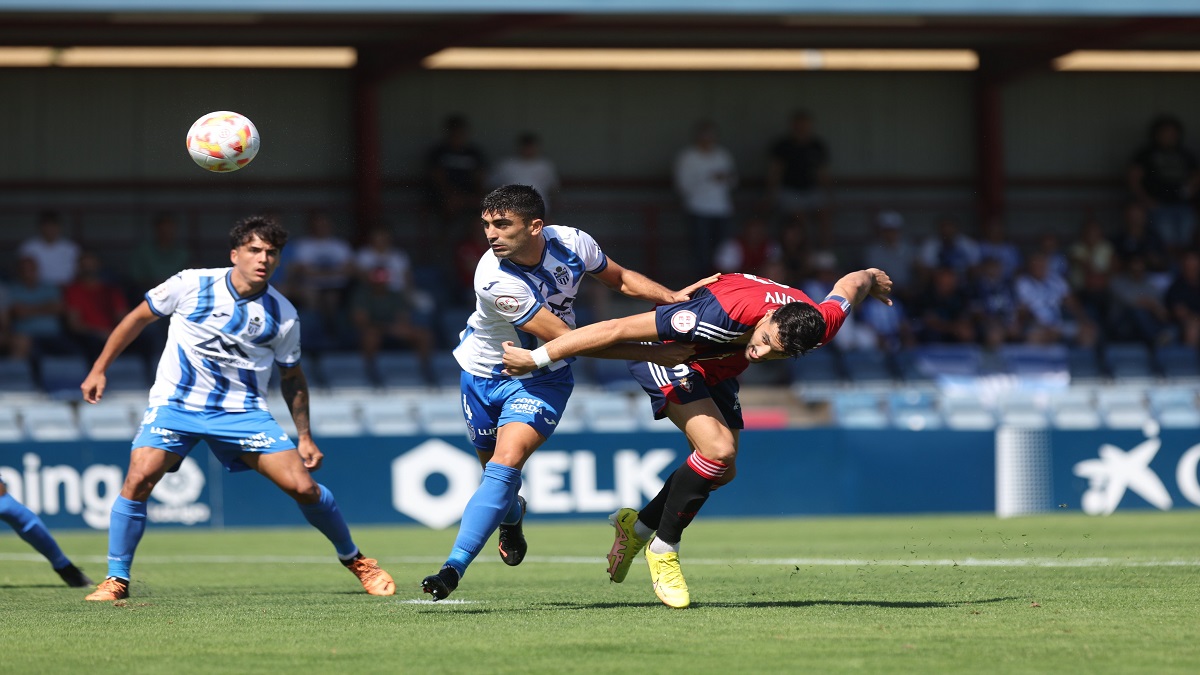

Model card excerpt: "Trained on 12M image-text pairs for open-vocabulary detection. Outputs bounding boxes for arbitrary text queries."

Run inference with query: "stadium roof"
[4,1,1200,16]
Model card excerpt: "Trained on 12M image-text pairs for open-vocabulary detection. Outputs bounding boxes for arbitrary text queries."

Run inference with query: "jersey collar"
[225,268,269,304]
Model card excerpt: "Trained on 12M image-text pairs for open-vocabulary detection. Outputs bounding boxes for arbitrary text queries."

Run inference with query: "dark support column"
[352,57,383,242]
[974,70,1005,230]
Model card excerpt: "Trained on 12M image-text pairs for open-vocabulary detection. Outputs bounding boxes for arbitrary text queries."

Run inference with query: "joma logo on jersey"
[195,335,248,359]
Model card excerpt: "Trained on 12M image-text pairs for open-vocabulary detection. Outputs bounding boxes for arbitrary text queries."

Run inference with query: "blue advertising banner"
[1049,428,1200,516]
[0,429,997,531]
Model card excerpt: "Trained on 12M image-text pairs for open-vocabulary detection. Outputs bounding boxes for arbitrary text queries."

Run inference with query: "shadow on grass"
[0,583,74,589]
[414,596,1020,614]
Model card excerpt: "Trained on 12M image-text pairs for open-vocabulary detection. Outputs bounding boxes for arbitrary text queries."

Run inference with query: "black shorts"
[626,360,743,429]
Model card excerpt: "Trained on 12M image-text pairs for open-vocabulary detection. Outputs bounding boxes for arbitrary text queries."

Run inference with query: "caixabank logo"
[390,440,677,529]
[1070,422,1200,515]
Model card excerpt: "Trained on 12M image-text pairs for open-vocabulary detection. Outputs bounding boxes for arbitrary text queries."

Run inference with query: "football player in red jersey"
[502,268,893,608]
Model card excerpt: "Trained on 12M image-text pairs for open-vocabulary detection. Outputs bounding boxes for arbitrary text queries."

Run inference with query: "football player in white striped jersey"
[79,215,395,601]
[421,184,711,600]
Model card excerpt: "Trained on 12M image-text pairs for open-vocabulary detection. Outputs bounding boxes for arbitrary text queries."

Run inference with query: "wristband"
[531,346,553,369]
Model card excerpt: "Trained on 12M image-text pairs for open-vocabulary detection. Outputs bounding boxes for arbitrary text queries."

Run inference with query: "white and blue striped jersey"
[144,267,301,412]
[453,225,607,379]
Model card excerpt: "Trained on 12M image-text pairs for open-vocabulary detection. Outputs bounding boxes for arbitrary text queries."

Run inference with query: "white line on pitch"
[3,553,1199,567]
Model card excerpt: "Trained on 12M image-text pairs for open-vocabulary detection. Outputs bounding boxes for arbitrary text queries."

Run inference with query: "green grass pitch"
[3,511,1199,674]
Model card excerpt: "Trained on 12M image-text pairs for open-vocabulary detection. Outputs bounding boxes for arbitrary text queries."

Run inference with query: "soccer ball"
[185,111,260,172]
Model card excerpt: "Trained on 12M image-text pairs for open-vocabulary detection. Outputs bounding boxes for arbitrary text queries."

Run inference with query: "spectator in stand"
[290,209,355,311]
[977,215,1022,282]
[426,114,487,224]
[355,227,434,322]
[490,133,560,215]
[19,210,79,287]
[1067,215,1115,291]
[1165,251,1200,347]
[1036,233,1070,281]
[971,256,1021,350]
[862,210,916,301]
[674,120,737,277]
[64,252,129,363]
[917,216,980,283]
[1110,255,1172,346]
[1014,251,1096,347]
[452,216,489,307]
[774,218,812,288]
[129,213,190,290]
[350,267,437,385]
[8,256,76,364]
[713,218,780,276]
[1075,267,1117,344]
[913,266,975,344]
[1128,115,1200,253]
[766,109,831,246]
[1112,202,1170,274]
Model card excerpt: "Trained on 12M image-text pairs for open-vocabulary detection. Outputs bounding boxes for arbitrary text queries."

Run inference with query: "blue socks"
[0,492,71,569]
[299,484,359,560]
[445,463,522,578]
[106,496,147,580]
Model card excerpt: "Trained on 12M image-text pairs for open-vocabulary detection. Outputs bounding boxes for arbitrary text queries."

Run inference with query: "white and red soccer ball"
[185,111,260,172]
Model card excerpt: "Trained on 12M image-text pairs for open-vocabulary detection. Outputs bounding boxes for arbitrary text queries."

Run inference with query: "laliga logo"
[147,457,210,525]
[390,440,676,529]
[1074,421,1200,515]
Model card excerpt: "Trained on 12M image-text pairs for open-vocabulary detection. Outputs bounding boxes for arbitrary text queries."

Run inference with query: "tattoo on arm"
[279,367,311,438]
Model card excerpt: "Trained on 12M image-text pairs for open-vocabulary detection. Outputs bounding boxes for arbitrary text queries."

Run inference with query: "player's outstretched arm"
[502,311,660,375]
[279,364,323,471]
[592,259,718,304]
[80,301,159,404]
[830,268,894,309]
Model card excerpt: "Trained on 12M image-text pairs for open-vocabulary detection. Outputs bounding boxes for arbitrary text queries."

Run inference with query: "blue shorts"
[132,406,297,473]
[460,367,574,451]
[627,360,743,429]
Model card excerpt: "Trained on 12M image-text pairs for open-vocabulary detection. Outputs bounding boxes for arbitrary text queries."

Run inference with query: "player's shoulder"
[264,285,299,318]
[472,254,531,296]
[168,267,229,287]
[543,224,596,246]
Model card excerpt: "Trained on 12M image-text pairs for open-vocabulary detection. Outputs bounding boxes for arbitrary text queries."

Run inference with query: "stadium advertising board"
[3,427,1195,530]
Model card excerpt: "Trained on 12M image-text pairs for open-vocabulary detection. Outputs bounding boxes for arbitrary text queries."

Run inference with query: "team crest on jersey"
[671,310,697,332]
[245,316,264,338]
[495,296,519,312]
[553,265,570,286]
[678,376,693,393]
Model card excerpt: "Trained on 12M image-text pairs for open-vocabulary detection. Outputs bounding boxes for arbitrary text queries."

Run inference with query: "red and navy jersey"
[652,273,849,383]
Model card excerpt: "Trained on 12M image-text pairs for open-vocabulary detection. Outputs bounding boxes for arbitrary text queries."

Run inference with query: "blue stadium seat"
[1102,343,1153,379]
[888,390,942,430]
[999,344,1068,376]
[316,352,373,389]
[39,355,89,398]
[375,353,425,388]
[431,353,461,387]
[19,402,81,442]
[791,349,842,384]
[590,358,643,392]
[104,356,148,392]
[843,350,894,383]
[0,359,37,394]
[1067,347,1103,381]
[1154,345,1200,379]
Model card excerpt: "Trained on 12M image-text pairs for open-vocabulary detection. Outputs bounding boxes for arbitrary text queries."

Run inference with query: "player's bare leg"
[637,399,740,607]
[246,450,395,596]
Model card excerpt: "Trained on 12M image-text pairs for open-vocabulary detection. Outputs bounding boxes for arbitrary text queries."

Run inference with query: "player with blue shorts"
[0,478,92,587]
[420,184,709,600]
[79,215,395,601]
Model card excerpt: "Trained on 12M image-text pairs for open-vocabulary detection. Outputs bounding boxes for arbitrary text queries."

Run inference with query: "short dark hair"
[773,301,827,357]
[230,214,288,250]
[481,184,545,223]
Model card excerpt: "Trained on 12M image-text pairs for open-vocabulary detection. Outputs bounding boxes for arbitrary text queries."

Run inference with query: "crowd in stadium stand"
[3,113,1200,392]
